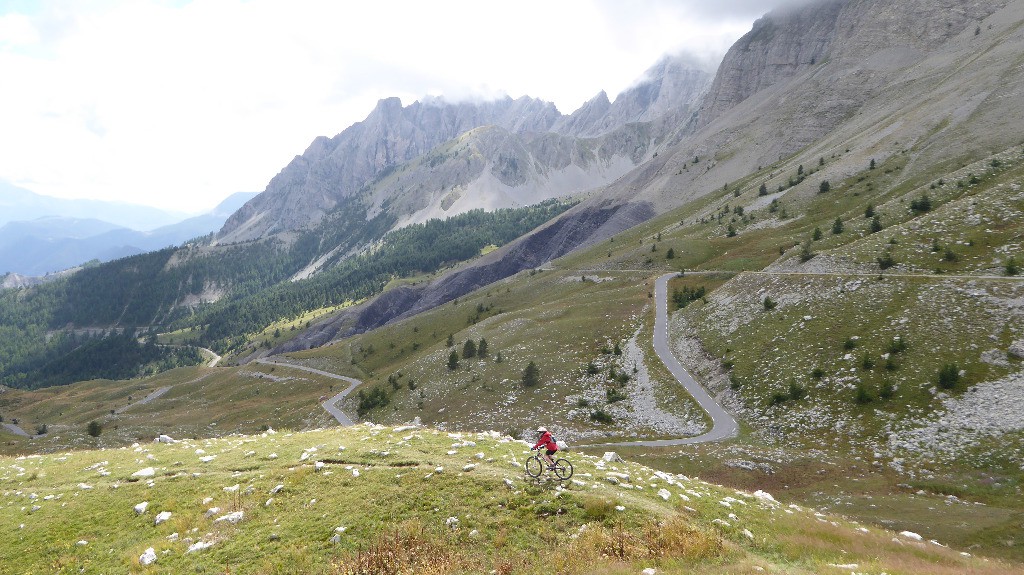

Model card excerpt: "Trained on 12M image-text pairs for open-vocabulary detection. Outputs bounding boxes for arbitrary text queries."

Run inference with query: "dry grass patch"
[331,520,463,575]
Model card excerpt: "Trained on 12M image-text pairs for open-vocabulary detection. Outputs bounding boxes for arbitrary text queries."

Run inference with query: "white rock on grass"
[267,453,278,460]
[223,484,240,493]
[199,456,216,463]
[134,502,149,515]
[154,435,175,444]
[215,511,244,524]
[462,464,476,472]
[642,569,657,575]
[154,511,172,525]
[132,467,155,478]
[900,530,924,541]
[657,488,671,501]
[204,507,221,518]
[78,483,93,490]
[187,541,214,553]
[139,547,157,565]
[445,516,459,530]
[76,540,88,546]
[270,484,284,494]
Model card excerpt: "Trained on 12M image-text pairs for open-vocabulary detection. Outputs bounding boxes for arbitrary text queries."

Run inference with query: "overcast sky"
[0,0,785,213]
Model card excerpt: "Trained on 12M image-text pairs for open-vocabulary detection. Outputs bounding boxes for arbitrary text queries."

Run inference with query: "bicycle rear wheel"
[524,455,543,478]
[553,458,573,480]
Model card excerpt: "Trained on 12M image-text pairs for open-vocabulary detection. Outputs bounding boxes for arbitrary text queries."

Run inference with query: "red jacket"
[533,431,557,451]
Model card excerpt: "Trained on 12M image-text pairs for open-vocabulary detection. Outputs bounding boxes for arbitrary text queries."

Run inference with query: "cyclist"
[531,426,558,469]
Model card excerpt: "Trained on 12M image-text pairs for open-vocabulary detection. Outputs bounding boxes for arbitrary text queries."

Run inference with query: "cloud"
[0,0,774,212]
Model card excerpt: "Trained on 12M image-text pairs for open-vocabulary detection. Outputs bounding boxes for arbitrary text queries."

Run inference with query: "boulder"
[139,547,157,566]
[1008,339,1024,359]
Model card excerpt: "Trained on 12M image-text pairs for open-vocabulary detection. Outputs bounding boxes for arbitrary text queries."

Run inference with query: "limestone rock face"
[218,96,561,243]
[698,0,1007,128]
[555,55,712,138]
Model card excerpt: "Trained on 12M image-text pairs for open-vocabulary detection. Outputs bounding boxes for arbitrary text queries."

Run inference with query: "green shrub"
[855,385,873,404]
[879,381,895,400]
[788,380,807,401]
[870,216,883,233]
[878,249,897,270]
[606,387,627,403]
[937,363,961,390]
[1006,256,1020,276]
[887,337,908,354]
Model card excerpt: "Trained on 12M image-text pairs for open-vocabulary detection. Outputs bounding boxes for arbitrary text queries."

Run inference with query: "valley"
[2,0,1024,572]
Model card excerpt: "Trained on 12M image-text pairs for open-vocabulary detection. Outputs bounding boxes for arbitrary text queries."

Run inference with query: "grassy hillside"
[1,424,1016,574]
[4,145,1022,562]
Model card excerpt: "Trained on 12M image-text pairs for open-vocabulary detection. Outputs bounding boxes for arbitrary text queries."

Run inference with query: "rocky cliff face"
[219,53,712,245]
[698,0,1008,129]
[555,55,712,138]
[218,96,561,243]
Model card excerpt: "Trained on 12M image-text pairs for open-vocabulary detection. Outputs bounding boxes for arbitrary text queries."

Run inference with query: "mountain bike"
[525,449,573,480]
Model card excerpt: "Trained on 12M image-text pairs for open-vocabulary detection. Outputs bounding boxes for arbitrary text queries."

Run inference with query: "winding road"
[2,422,32,438]
[254,272,738,444]
[577,272,738,448]
[255,358,361,426]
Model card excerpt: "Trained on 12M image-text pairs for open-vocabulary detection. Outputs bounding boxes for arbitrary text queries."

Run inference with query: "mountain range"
[3,0,1024,565]
[0,191,257,278]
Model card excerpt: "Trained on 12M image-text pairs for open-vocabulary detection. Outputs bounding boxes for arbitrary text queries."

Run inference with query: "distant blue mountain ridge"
[0,184,258,276]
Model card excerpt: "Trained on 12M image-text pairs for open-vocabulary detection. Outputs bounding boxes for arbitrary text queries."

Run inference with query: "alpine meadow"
[2,1,1024,573]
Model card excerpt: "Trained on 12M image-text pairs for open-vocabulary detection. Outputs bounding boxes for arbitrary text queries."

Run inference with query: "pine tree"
[477,338,488,357]
[758,182,768,196]
[799,239,815,262]
[446,334,454,347]
[666,248,675,259]
[870,215,883,233]
[462,339,477,359]
[864,204,875,218]
[87,420,103,437]
[812,227,823,241]
[1006,256,1020,276]
[819,180,831,193]
[447,350,459,371]
[522,361,540,387]
[832,217,844,234]
[869,158,876,170]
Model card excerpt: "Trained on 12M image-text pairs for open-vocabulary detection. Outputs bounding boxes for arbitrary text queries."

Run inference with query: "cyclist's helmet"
[536,426,547,433]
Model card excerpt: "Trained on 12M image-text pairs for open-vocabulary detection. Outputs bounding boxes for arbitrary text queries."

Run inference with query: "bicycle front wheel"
[553,458,573,480]
[524,455,543,478]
